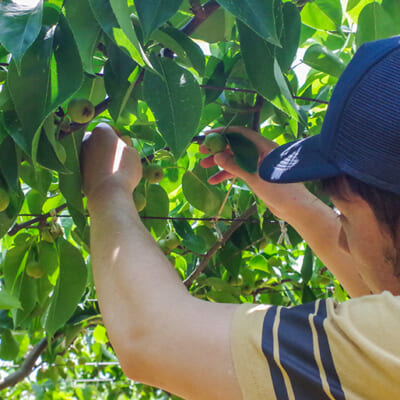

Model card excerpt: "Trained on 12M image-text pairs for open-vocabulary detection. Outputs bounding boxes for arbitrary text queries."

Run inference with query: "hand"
[200,126,278,186]
[200,126,308,219]
[80,123,142,203]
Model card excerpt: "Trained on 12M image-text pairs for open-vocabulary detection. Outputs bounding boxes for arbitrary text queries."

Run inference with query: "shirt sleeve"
[230,291,400,400]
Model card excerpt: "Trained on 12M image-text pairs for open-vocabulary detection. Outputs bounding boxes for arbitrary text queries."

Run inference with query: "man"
[81,36,400,399]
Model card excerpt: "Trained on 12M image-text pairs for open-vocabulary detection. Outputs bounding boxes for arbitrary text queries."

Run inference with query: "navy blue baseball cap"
[259,35,400,195]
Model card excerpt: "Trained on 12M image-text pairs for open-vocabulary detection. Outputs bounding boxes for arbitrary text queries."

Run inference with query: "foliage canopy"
[0,0,398,398]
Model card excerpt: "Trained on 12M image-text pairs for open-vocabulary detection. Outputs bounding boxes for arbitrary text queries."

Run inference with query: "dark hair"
[321,175,400,239]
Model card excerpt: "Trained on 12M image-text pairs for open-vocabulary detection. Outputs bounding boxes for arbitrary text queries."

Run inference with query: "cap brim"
[258,135,341,183]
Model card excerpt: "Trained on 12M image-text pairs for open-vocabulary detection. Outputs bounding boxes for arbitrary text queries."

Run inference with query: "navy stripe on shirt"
[262,306,289,400]
[278,301,331,399]
[315,300,345,399]
[261,300,345,399]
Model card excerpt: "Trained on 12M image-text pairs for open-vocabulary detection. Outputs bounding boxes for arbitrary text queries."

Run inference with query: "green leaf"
[0,290,21,310]
[238,20,298,121]
[313,0,342,26]
[3,239,31,293]
[152,26,205,76]
[93,325,108,344]
[59,130,85,213]
[110,0,148,67]
[301,2,337,31]
[172,219,206,254]
[136,0,183,41]
[356,0,400,48]
[301,285,316,304]
[36,129,70,173]
[141,184,169,237]
[44,239,87,337]
[191,7,235,43]
[0,136,20,191]
[143,56,202,158]
[276,3,301,72]
[19,161,52,195]
[0,330,20,361]
[224,132,258,173]
[7,27,53,154]
[89,0,145,67]
[182,164,226,215]
[0,0,43,67]
[216,0,280,46]
[300,246,313,285]
[0,186,24,240]
[347,0,363,10]
[49,16,84,113]
[15,274,38,327]
[43,116,67,165]
[64,0,101,75]
[249,254,270,273]
[7,17,83,157]
[303,44,345,78]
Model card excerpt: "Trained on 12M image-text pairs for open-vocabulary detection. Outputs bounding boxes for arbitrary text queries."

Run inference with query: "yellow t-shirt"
[231,291,400,399]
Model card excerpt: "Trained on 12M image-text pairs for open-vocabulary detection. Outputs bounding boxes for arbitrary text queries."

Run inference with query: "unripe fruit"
[67,98,95,124]
[133,190,146,212]
[25,261,45,279]
[203,133,227,154]
[158,239,170,254]
[164,232,180,251]
[0,187,10,212]
[229,274,244,287]
[143,164,164,184]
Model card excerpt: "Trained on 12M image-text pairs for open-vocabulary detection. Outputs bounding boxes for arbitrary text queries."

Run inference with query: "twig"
[182,1,220,35]
[292,95,328,104]
[252,94,264,131]
[0,332,63,391]
[0,317,104,391]
[8,204,68,236]
[183,203,258,287]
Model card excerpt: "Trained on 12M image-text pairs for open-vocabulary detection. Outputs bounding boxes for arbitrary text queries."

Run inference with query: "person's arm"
[200,126,371,298]
[81,123,242,400]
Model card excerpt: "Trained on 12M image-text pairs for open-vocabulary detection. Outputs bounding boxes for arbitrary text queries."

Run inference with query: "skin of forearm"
[248,181,371,297]
[87,188,190,361]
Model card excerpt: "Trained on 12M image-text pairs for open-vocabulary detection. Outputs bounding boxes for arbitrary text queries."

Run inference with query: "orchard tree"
[0,0,399,398]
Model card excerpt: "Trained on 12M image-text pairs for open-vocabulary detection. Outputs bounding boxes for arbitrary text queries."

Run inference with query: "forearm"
[87,188,189,357]
[250,181,371,297]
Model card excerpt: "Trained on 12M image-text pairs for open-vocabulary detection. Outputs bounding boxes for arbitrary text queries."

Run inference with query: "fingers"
[208,170,235,185]
[213,151,256,182]
[200,126,272,185]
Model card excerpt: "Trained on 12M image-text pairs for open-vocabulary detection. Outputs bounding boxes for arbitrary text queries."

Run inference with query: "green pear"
[203,133,227,154]
[143,164,164,184]
[67,98,95,124]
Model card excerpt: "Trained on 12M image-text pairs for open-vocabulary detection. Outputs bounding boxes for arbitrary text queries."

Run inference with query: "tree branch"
[0,317,104,391]
[184,203,258,287]
[8,204,68,236]
[0,332,63,391]
[182,1,220,36]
